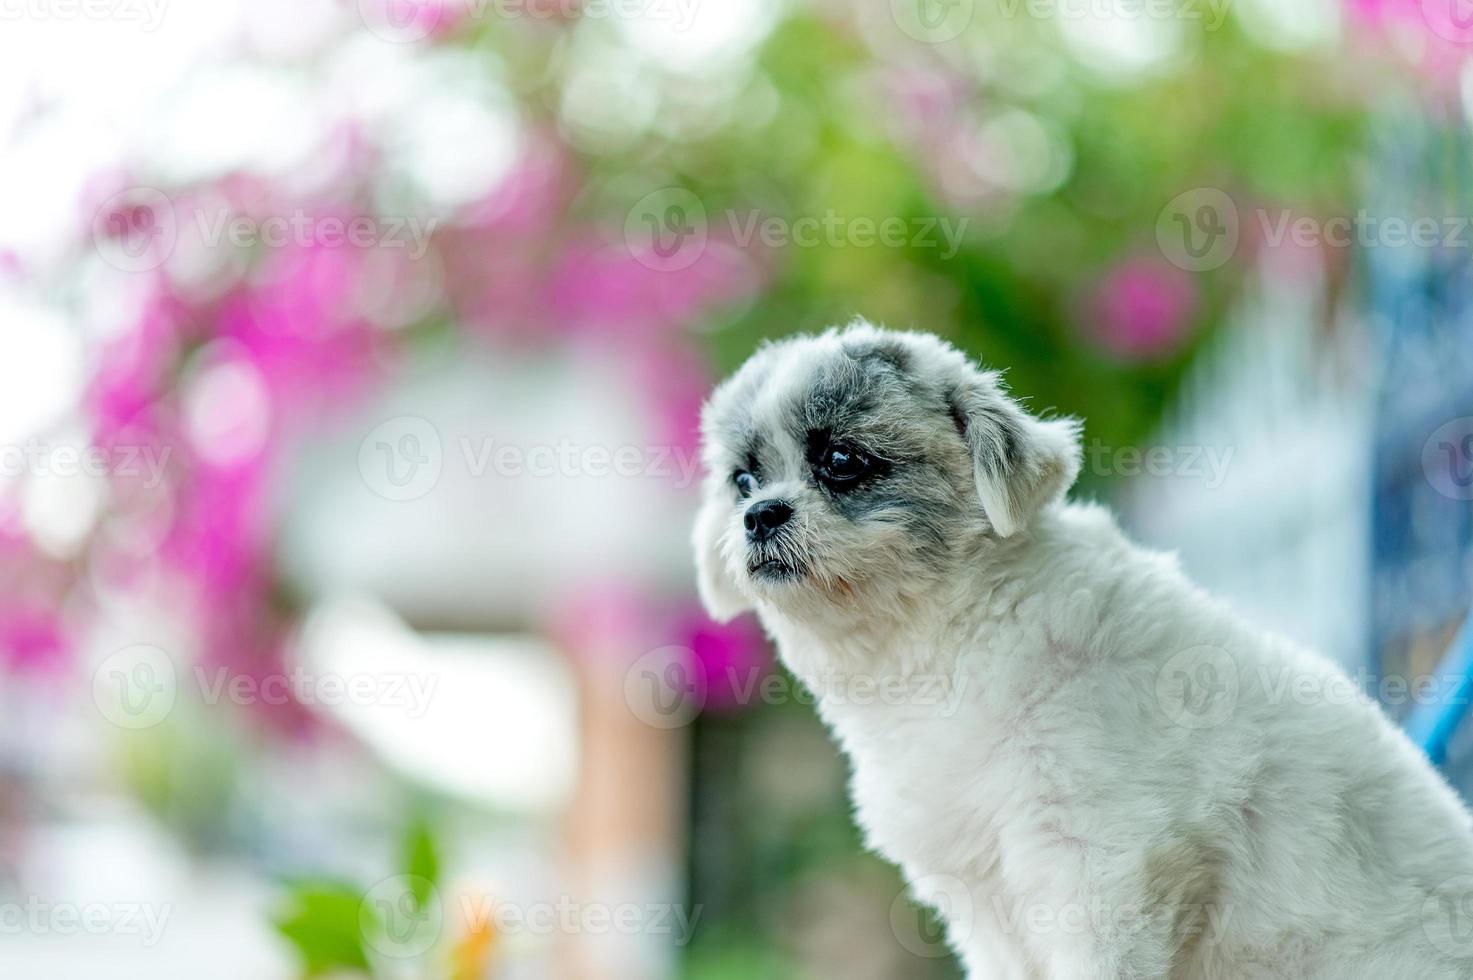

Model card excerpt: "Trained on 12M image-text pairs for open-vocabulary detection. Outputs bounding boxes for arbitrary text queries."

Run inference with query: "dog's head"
[692,322,1081,622]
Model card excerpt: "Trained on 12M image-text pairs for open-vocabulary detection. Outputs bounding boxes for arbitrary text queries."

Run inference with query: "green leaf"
[402,815,441,909]
[272,881,371,977]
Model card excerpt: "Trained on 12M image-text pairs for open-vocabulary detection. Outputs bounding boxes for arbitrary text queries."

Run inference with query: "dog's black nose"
[744,499,793,542]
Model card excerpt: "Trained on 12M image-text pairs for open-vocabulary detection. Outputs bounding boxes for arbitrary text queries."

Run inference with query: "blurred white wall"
[279,344,698,629]
[1124,260,1372,671]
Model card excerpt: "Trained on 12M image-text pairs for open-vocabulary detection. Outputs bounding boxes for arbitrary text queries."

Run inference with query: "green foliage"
[680,939,803,980]
[614,9,1370,454]
[274,883,373,977]
[403,814,442,908]
[273,814,443,979]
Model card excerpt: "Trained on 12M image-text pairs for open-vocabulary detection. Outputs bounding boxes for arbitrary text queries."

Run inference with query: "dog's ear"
[949,373,1081,538]
[692,490,753,622]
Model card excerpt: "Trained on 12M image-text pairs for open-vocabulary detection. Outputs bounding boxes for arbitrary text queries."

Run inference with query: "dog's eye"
[733,470,758,497]
[820,445,871,484]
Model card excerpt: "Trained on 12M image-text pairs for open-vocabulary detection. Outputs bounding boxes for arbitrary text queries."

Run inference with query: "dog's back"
[811,502,1473,978]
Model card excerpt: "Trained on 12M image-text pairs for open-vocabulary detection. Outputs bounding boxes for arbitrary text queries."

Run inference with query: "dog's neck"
[755,510,1059,692]
[754,527,1031,680]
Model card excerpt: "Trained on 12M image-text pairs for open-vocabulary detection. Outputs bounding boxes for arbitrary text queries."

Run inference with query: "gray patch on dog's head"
[693,320,1081,622]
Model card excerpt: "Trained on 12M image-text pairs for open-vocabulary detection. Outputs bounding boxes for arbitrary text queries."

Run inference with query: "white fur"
[694,325,1473,979]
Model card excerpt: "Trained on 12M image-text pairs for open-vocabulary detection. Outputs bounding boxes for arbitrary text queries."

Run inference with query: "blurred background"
[0,0,1471,976]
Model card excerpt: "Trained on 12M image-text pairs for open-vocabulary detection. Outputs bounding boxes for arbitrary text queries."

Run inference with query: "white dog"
[692,321,1473,979]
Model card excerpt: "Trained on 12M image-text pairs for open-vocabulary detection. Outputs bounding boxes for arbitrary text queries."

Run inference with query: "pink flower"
[354,0,471,40]
[164,457,268,599]
[633,344,710,461]
[216,244,388,415]
[0,608,67,673]
[1085,258,1199,361]
[547,236,759,340]
[85,278,186,440]
[682,613,770,713]
[1344,0,1473,85]
[0,524,72,673]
